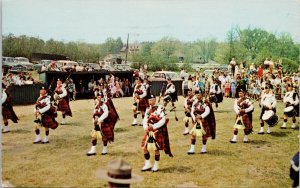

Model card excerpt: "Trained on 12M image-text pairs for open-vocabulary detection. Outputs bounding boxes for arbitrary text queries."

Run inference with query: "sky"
[2,0,300,44]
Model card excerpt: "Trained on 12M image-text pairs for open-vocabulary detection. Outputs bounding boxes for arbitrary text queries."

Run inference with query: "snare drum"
[284,106,295,117]
[262,110,278,127]
[163,95,172,102]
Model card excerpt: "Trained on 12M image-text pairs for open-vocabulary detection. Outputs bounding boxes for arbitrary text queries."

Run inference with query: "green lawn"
[2,96,298,187]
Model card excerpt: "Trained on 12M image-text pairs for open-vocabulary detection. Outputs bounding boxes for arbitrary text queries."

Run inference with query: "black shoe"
[131,124,137,126]
[101,152,107,155]
[280,127,287,129]
[141,167,152,172]
[258,132,264,134]
[243,141,249,143]
[230,140,237,143]
[33,140,42,144]
[86,153,96,156]
[42,141,49,144]
[187,151,195,155]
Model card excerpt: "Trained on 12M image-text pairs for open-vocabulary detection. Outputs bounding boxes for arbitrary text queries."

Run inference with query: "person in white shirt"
[230,90,254,143]
[141,95,173,172]
[187,91,216,154]
[180,68,186,80]
[258,85,277,134]
[281,84,299,129]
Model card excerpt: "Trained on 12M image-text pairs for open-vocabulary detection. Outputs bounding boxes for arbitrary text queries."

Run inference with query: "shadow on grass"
[214,110,231,113]
[160,165,195,173]
[208,149,235,156]
[11,129,31,134]
[248,140,269,145]
[269,131,291,137]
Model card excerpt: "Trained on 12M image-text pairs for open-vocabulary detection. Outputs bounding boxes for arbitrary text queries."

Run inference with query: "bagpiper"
[187,91,216,154]
[281,84,299,129]
[230,89,254,143]
[86,92,118,156]
[54,79,72,124]
[131,77,149,126]
[33,86,59,144]
[141,94,173,172]
[1,83,19,133]
[183,89,195,135]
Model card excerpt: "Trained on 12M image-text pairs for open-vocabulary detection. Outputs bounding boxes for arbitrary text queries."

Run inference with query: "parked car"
[102,65,116,71]
[85,63,101,71]
[148,71,182,81]
[56,60,84,72]
[14,57,34,71]
[113,64,133,71]
[2,57,17,68]
[9,64,28,74]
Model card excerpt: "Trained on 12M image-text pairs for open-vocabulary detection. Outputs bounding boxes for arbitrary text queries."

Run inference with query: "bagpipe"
[133,88,143,111]
[190,119,206,137]
[233,116,245,130]
[143,113,161,151]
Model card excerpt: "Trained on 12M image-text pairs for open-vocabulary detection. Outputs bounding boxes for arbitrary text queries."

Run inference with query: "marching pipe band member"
[86,92,116,156]
[281,84,299,129]
[187,91,216,154]
[230,89,254,143]
[183,89,195,135]
[1,83,19,133]
[209,78,223,109]
[141,94,173,172]
[131,77,149,126]
[258,84,277,134]
[54,79,72,125]
[163,78,178,109]
[33,86,58,144]
[192,75,200,93]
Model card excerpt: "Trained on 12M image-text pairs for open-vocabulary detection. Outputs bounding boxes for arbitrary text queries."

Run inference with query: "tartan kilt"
[2,106,13,120]
[201,119,212,139]
[294,104,299,117]
[41,114,59,129]
[141,130,164,151]
[101,122,114,142]
[2,106,18,123]
[57,99,72,116]
[236,113,253,134]
[138,98,149,112]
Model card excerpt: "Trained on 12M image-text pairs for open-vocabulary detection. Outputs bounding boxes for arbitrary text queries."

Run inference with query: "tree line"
[2,26,299,72]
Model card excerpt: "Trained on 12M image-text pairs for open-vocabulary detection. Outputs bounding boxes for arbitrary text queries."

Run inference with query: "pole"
[125,33,129,64]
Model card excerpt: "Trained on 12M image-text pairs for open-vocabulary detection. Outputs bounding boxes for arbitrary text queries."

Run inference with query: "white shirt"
[191,99,210,122]
[283,91,299,105]
[234,98,254,115]
[142,105,165,130]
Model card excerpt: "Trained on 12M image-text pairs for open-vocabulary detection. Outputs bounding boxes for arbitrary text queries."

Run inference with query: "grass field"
[2,96,299,187]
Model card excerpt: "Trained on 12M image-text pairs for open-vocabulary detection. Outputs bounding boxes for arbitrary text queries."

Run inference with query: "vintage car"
[113,64,133,71]
[56,60,84,72]
[9,64,28,74]
[14,57,34,71]
[148,71,182,81]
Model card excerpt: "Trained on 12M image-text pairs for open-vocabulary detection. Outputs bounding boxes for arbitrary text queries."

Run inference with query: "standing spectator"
[123,79,132,97]
[96,158,143,188]
[230,58,236,75]
[258,65,263,79]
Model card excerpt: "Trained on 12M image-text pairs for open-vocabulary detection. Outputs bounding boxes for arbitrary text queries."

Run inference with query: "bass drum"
[262,110,278,127]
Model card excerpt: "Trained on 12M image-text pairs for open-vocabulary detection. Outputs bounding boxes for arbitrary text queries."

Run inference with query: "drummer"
[163,78,178,110]
[281,84,299,129]
[258,84,277,134]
